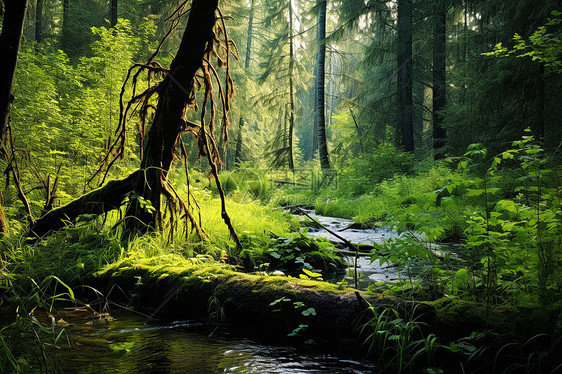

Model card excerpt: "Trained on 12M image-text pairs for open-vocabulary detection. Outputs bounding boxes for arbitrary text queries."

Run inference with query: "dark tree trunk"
[36,0,43,42]
[287,1,295,171]
[125,0,219,232]
[397,0,413,152]
[0,0,27,137]
[315,0,330,170]
[31,0,222,237]
[62,0,70,50]
[536,65,545,141]
[30,171,140,237]
[0,0,30,234]
[432,1,447,158]
[110,0,118,27]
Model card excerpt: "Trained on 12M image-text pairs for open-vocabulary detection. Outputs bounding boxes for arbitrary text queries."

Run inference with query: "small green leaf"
[302,268,322,278]
[111,342,135,353]
[301,307,316,317]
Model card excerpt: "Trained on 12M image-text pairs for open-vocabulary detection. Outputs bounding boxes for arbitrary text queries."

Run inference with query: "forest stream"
[34,309,377,374]
[298,209,463,289]
[12,212,444,374]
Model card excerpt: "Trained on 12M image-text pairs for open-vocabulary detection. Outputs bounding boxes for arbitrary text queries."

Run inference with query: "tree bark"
[0,0,28,234]
[244,0,254,70]
[235,0,255,167]
[397,0,413,152]
[315,0,330,170]
[234,117,243,166]
[62,0,70,50]
[287,0,295,171]
[36,0,43,43]
[31,0,222,237]
[125,0,219,232]
[29,171,139,237]
[432,1,447,158]
[110,0,118,27]
[94,266,435,342]
[0,0,27,137]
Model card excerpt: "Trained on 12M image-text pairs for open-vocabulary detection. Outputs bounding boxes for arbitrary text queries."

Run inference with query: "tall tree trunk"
[62,0,70,50]
[125,0,220,232]
[0,0,29,234]
[36,0,43,42]
[235,0,255,167]
[244,0,254,70]
[315,0,330,170]
[1,0,27,138]
[432,1,447,158]
[397,0,413,152]
[110,0,118,27]
[287,0,295,171]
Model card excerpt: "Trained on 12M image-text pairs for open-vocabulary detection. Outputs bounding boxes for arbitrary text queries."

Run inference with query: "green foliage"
[238,232,344,275]
[269,296,316,338]
[6,18,153,215]
[486,10,562,72]
[280,130,561,310]
[0,276,74,373]
[218,168,273,202]
[359,304,440,373]
[110,341,135,353]
[330,121,415,197]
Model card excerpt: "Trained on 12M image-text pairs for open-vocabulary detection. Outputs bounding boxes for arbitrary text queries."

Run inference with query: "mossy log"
[29,171,139,237]
[92,259,435,345]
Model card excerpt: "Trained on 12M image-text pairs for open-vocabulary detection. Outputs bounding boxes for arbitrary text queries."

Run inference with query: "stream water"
[299,209,461,289]
[299,209,407,288]
[50,310,377,374]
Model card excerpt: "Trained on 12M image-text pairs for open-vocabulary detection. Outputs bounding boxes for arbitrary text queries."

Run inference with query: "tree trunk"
[110,0,118,27]
[287,1,295,171]
[397,0,413,152]
[36,0,43,42]
[0,0,27,137]
[30,171,140,237]
[31,0,222,237]
[0,0,29,234]
[95,265,435,342]
[235,0,255,167]
[432,1,447,158]
[62,0,70,50]
[315,0,330,170]
[536,65,545,141]
[244,0,254,69]
[125,0,220,232]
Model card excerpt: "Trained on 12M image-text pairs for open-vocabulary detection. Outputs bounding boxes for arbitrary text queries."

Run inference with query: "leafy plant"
[358,303,441,373]
[0,276,75,373]
[269,296,317,337]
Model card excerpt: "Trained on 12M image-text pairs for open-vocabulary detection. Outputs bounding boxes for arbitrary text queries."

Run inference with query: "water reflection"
[56,313,376,374]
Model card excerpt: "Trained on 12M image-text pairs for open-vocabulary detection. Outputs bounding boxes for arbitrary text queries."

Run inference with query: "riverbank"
[1,189,561,372]
[89,255,561,372]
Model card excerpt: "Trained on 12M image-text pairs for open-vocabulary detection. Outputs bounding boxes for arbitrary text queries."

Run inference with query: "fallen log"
[92,259,435,346]
[29,170,139,237]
